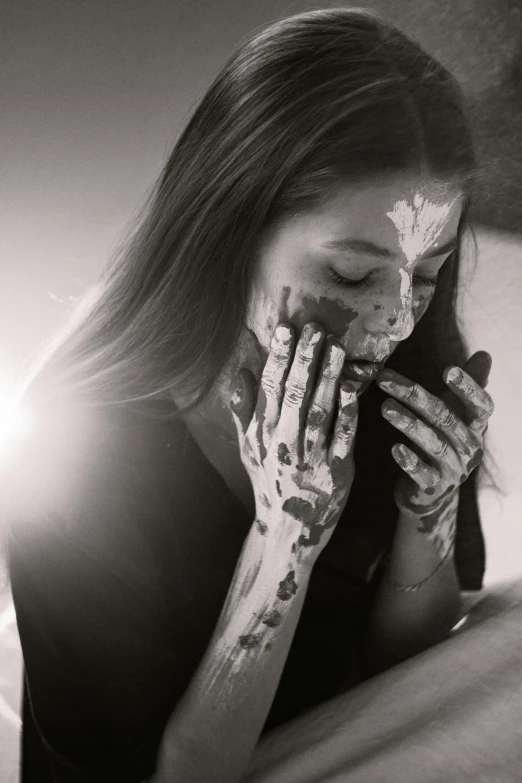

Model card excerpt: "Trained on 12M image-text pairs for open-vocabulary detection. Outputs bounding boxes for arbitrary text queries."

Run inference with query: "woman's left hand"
[375,351,495,557]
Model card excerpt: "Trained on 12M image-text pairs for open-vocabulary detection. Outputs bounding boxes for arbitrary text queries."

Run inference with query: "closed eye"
[329,269,439,289]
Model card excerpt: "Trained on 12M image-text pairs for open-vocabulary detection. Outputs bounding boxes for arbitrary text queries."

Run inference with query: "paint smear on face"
[392,266,414,338]
[384,188,460,338]
[386,190,461,263]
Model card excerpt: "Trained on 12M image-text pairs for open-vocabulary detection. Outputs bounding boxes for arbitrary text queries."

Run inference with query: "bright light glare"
[0,372,34,467]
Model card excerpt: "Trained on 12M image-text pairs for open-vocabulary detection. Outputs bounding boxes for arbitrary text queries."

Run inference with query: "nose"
[368,281,416,343]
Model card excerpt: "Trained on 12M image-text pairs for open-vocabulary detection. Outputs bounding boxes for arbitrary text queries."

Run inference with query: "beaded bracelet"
[383,548,452,593]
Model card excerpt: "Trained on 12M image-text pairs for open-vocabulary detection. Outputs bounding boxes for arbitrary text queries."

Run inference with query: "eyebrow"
[322,236,459,260]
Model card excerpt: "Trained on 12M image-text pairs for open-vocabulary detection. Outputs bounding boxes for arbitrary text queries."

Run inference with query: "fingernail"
[395,444,417,469]
[445,367,462,384]
[274,324,292,344]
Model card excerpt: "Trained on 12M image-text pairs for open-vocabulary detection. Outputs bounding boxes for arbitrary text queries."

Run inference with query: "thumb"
[229,367,258,439]
[463,351,492,389]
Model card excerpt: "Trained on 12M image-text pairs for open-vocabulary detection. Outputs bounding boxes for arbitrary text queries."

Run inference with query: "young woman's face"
[244,172,463,390]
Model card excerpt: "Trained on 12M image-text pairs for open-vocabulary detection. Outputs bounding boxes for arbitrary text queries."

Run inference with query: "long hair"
[3,8,503,590]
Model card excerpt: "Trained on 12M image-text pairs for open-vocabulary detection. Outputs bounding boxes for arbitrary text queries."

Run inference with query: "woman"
[4,7,521,782]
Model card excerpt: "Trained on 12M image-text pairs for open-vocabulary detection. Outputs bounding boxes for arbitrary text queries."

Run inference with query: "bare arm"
[149,320,360,782]
[149,522,313,783]
[365,350,494,676]
[363,504,461,676]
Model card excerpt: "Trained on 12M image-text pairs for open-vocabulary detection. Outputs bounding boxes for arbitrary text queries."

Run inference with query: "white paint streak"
[203,330,355,694]
[384,189,460,338]
[393,266,414,338]
[386,191,460,263]
[198,530,298,693]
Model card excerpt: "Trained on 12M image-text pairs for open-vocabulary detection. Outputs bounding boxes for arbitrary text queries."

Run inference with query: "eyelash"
[329,269,439,289]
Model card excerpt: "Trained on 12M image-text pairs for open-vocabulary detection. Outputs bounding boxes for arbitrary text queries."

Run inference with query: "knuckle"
[261,369,282,397]
[426,470,442,489]
[324,341,345,371]
[321,364,341,382]
[400,414,415,432]
[404,383,421,404]
[434,437,449,458]
[295,343,315,363]
[270,344,293,363]
[337,412,356,435]
[337,424,355,443]
[283,379,307,406]
[310,401,329,417]
[438,406,456,429]
[307,403,329,427]
[340,403,357,421]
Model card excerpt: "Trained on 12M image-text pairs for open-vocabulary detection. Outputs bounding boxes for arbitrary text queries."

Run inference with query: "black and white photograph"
[2,2,522,781]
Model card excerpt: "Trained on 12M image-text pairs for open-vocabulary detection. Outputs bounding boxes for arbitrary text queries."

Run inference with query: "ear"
[229,368,258,440]
[462,351,492,390]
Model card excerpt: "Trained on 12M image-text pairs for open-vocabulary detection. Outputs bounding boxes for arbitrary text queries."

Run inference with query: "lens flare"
[0,369,34,467]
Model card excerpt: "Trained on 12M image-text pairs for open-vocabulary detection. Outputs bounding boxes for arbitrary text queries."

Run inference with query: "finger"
[305,338,345,454]
[256,323,295,431]
[381,400,462,474]
[392,443,441,491]
[279,322,325,453]
[329,383,359,466]
[377,371,478,459]
[443,365,494,427]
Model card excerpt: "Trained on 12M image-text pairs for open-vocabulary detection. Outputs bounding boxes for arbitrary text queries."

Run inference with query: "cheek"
[287,287,359,341]
[245,281,291,350]
[247,281,361,347]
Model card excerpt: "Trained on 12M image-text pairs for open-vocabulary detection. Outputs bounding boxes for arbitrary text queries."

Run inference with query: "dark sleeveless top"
[6,382,485,781]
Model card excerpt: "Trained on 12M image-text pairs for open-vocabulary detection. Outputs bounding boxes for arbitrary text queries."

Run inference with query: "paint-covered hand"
[230,322,359,570]
[376,351,494,559]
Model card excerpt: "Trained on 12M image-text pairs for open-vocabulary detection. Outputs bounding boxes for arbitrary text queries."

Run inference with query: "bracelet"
[383,548,452,592]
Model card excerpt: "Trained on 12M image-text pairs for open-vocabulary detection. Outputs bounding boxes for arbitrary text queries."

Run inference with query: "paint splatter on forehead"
[386,191,461,264]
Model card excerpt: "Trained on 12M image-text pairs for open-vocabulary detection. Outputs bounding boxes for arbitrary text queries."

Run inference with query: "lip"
[349,357,388,365]
[341,360,383,382]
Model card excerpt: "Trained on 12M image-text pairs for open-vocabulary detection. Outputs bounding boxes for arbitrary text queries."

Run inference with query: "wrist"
[385,512,455,589]
[383,546,453,592]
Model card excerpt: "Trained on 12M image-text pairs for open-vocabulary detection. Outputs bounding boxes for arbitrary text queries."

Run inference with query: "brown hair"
[3,8,503,591]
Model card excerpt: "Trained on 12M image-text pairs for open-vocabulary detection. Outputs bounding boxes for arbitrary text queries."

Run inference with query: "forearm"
[363,508,461,677]
[150,522,313,783]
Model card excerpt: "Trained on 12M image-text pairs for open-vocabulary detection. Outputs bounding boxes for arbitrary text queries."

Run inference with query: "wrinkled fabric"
[244,579,522,783]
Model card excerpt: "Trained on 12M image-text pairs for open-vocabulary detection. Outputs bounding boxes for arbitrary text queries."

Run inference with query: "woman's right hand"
[230,321,359,571]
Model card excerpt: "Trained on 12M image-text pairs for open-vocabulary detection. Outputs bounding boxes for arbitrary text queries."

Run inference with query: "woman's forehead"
[316,174,463,222]
[293,175,464,259]
[385,190,463,263]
